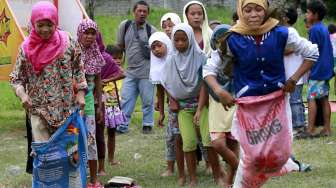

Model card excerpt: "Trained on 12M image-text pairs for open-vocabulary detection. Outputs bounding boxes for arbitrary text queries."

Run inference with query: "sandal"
[295,131,319,139]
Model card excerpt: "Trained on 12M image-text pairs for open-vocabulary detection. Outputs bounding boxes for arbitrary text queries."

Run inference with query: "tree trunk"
[87,0,95,20]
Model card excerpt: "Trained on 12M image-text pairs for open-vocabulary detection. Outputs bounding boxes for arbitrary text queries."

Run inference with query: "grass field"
[0,6,336,188]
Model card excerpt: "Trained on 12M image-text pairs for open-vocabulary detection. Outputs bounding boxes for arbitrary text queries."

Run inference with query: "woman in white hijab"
[161,12,182,38]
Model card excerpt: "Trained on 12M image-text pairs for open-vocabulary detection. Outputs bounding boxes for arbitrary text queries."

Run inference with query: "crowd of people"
[9,0,335,187]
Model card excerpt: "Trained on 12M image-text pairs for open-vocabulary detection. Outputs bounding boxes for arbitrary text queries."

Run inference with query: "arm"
[193,82,209,124]
[9,48,32,110]
[116,20,127,51]
[102,71,125,83]
[283,28,319,92]
[157,84,165,127]
[95,73,103,124]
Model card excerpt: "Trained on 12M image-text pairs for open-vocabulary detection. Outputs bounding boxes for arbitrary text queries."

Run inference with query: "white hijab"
[183,1,213,55]
[148,32,173,84]
[160,13,182,29]
[161,23,207,100]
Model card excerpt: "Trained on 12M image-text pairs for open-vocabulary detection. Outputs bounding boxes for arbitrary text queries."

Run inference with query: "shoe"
[142,126,153,134]
[291,157,312,172]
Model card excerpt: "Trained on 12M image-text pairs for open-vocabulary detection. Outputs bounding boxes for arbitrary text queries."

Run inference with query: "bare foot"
[178,176,186,186]
[189,180,198,188]
[97,170,106,176]
[109,160,121,166]
[160,170,173,177]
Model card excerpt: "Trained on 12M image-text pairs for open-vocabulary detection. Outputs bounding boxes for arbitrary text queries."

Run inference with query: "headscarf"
[96,32,121,79]
[161,23,207,99]
[183,1,213,55]
[77,19,105,75]
[160,13,182,29]
[22,1,68,74]
[230,0,279,35]
[210,24,231,50]
[148,32,173,84]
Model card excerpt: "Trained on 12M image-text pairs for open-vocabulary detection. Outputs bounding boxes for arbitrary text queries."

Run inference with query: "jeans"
[118,76,154,131]
[289,85,306,129]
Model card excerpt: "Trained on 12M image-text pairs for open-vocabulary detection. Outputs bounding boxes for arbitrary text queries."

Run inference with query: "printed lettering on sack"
[246,119,282,145]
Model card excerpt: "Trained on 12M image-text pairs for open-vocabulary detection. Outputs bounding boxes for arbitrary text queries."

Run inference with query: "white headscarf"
[183,1,213,55]
[148,32,173,84]
[161,23,207,100]
[160,13,182,29]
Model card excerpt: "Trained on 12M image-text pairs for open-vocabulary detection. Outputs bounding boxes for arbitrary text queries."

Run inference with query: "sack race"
[31,110,88,188]
[232,90,292,187]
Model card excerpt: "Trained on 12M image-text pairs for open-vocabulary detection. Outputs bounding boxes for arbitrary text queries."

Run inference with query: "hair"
[106,45,123,57]
[185,3,205,20]
[232,11,238,23]
[285,7,298,25]
[328,24,336,34]
[307,0,327,20]
[133,1,150,12]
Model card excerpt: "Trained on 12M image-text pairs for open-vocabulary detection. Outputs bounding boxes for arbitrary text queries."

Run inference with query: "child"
[103,45,126,166]
[161,13,182,39]
[10,1,87,186]
[305,0,334,137]
[283,7,308,136]
[95,33,124,176]
[161,23,209,188]
[204,0,318,186]
[77,19,105,188]
[328,24,336,75]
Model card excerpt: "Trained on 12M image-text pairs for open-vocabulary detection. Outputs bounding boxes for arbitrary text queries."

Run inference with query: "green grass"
[1,7,336,188]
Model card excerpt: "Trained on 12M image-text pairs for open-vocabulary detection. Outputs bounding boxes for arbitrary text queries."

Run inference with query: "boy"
[283,7,308,136]
[305,0,334,137]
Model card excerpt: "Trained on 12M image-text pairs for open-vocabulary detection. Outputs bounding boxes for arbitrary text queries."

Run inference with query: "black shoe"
[142,126,153,134]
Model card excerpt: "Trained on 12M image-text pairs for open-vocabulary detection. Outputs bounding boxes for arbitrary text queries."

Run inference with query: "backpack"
[123,20,152,59]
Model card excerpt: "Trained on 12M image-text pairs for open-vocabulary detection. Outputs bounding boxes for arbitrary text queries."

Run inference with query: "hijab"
[22,1,68,74]
[160,13,182,29]
[230,0,279,35]
[77,19,105,75]
[148,32,173,84]
[96,32,121,79]
[161,23,207,99]
[183,1,213,55]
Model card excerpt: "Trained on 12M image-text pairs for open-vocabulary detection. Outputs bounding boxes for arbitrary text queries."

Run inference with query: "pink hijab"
[77,19,105,75]
[22,1,68,74]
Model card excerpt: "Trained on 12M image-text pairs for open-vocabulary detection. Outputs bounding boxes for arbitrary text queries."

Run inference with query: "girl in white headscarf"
[161,12,182,38]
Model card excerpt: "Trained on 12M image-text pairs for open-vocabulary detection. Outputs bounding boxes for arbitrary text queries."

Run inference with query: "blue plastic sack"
[31,110,88,188]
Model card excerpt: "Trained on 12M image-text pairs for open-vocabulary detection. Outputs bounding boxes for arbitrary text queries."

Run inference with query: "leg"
[290,85,306,133]
[178,110,198,187]
[95,112,106,175]
[307,99,317,134]
[206,147,225,186]
[85,115,99,184]
[138,79,155,129]
[175,134,186,186]
[320,97,331,135]
[25,114,33,174]
[119,77,139,132]
[107,128,118,164]
[162,114,176,177]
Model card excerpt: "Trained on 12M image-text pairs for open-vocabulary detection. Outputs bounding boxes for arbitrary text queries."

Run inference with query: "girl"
[95,33,124,176]
[77,19,105,188]
[183,1,224,183]
[161,23,207,188]
[204,0,318,187]
[10,1,87,186]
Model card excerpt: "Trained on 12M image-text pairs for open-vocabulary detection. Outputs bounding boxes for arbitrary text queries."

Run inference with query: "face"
[133,4,149,25]
[112,54,123,66]
[151,41,167,58]
[186,4,204,29]
[174,30,189,53]
[35,19,55,40]
[242,3,266,30]
[80,28,96,47]
[162,19,175,38]
[306,9,318,25]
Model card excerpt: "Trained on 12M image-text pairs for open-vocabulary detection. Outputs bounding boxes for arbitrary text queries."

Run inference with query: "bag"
[233,90,292,187]
[124,20,152,59]
[31,110,88,188]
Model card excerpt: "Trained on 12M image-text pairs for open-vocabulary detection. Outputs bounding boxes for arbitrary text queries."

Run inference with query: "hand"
[283,78,297,93]
[21,93,32,110]
[215,89,235,111]
[76,90,85,111]
[157,113,165,127]
[193,109,202,126]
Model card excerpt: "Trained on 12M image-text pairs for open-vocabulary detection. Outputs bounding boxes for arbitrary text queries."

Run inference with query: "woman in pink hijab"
[10,1,88,187]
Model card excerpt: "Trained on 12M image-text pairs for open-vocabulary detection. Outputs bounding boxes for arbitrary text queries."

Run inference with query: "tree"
[86,0,95,20]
